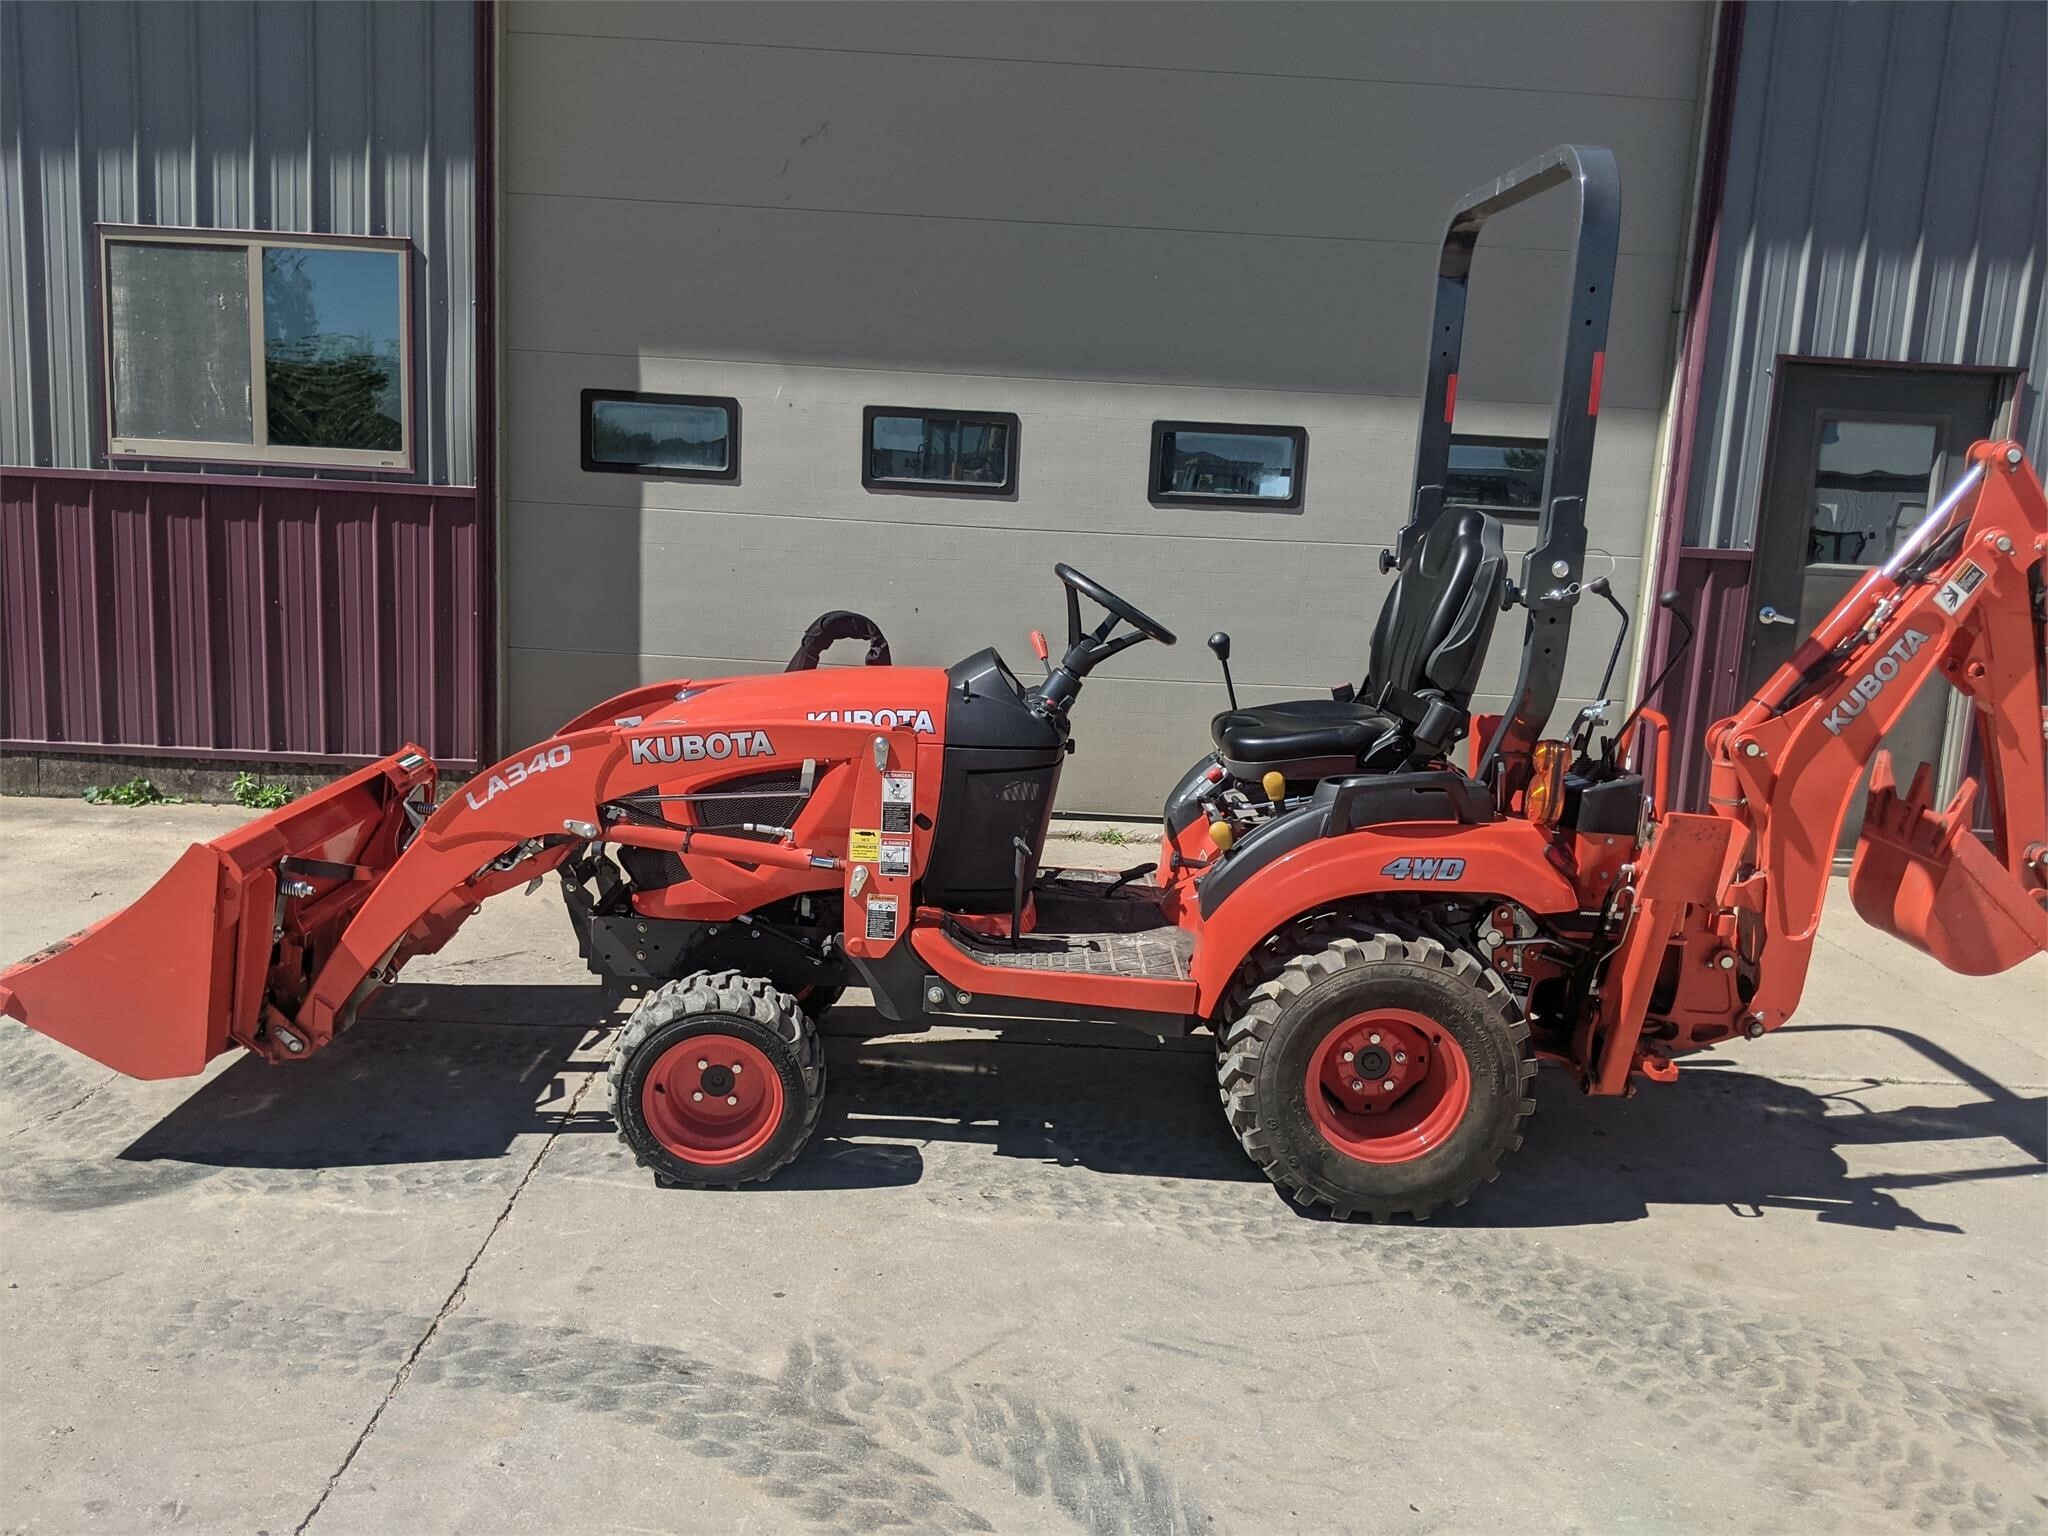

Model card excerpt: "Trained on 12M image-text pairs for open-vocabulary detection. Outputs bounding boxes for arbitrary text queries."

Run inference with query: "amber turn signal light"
[1527,739,1571,827]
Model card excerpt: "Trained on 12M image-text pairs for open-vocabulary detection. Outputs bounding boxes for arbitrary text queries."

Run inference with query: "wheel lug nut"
[731,1063,743,1073]
[1349,1078,1364,1091]
[1381,1079,1396,1092]
[1368,1033,1382,1045]
[692,1091,704,1101]
[697,1059,709,1070]
[1394,1052,1407,1063]
[1341,1050,1354,1062]
[726,1095,738,1106]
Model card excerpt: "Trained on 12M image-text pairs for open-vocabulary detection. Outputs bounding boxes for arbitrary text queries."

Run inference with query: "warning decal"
[865,896,899,941]
[879,838,911,876]
[1934,560,1987,616]
[882,772,914,834]
[849,829,881,864]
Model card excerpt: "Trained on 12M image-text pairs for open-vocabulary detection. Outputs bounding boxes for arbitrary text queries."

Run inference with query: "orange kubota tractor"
[5,148,2045,1220]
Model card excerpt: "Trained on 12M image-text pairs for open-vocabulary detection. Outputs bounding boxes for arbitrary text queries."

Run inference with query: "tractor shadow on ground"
[114,984,620,1172]
[811,1007,2046,1233]
[101,991,2043,1234]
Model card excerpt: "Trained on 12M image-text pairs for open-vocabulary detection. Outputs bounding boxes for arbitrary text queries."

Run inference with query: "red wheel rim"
[641,1034,785,1166]
[1304,1008,1470,1165]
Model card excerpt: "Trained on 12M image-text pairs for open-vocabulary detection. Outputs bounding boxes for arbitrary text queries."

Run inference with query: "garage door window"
[864,408,1018,493]
[1150,423,1305,509]
[1445,434,1547,518]
[101,227,412,471]
[582,390,740,479]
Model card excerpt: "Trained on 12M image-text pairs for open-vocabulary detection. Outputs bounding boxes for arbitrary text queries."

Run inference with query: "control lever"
[1207,632,1238,710]
[1010,836,1033,947]
[1570,576,1631,753]
[1029,629,1052,680]
[1608,590,1695,762]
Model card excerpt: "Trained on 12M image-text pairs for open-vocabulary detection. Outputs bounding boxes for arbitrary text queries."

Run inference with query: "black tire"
[609,970,825,1188]
[1215,933,1533,1220]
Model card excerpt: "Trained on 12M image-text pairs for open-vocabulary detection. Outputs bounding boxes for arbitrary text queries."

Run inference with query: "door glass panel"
[1807,418,1937,567]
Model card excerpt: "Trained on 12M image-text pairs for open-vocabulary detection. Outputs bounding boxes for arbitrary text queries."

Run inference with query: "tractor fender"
[1188,820,1578,1013]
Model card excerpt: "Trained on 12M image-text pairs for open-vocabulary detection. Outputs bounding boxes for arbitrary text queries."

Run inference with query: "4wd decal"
[806,708,937,734]
[627,730,775,765]
[465,745,572,811]
[1381,856,1467,882]
[1822,629,1930,737]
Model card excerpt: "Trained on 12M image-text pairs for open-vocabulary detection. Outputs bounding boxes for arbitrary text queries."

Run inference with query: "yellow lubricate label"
[849,829,882,863]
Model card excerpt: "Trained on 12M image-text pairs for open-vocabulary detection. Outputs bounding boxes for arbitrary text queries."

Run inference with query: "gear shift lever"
[1207,632,1238,710]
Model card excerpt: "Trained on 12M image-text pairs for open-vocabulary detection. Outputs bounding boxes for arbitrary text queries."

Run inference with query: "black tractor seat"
[1213,699,1407,781]
[1213,505,1508,783]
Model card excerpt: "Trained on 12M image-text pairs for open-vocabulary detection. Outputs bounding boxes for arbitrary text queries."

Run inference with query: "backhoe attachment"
[1850,754,2048,975]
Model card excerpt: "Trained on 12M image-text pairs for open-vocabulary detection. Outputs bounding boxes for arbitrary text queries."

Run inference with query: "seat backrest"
[1366,506,1507,705]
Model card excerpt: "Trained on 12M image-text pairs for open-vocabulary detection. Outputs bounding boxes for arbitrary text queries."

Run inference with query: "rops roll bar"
[1395,144,1621,788]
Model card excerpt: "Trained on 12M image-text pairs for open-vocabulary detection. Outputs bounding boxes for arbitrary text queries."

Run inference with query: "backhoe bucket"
[1849,754,2048,976]
[0,750,437,1079]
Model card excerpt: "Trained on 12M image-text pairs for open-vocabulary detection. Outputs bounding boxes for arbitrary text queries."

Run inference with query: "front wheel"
[1215,933,1532,1220]
[610,971,825,1187]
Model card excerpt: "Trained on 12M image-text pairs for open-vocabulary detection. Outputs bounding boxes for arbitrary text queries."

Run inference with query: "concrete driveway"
[2,796,2043,1535]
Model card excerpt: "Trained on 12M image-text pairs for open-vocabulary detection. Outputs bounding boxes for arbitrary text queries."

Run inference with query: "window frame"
[1444,431,1549,521]
[861,405,1020,496]
[97,224,415,473]
[581,388,743,480]
[1147,420,1307,510]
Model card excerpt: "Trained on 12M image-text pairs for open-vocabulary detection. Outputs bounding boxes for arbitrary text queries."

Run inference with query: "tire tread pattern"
[1215,931,1533,1221]
[608,969,825,1188]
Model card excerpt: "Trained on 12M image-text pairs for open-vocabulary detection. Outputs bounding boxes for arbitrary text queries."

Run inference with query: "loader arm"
[1586,440,2047,1089]
[1,720,886,1075]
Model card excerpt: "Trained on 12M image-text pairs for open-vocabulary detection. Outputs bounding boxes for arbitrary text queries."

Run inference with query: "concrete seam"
[4,1070,115,1141]
[291,1063,602,1535]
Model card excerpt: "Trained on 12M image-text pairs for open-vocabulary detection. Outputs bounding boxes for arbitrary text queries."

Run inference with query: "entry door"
[1744,362,2008,855]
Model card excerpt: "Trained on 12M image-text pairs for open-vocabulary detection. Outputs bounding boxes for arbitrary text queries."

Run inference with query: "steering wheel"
[1054,562,1177,645]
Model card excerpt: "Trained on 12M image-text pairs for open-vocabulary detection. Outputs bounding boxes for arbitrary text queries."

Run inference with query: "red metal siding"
[1643,547,1755,813]
[2,468,482,768]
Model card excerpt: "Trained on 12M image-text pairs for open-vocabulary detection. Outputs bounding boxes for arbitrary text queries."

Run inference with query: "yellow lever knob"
[1262,770,1287,804]
[1208,820,1236,853]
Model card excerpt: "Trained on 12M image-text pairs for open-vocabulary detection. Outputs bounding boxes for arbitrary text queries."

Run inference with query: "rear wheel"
[1216,933,1532,1220]
[610,971,824,1187]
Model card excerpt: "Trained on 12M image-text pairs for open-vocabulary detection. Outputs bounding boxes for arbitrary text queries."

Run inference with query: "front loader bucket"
[0,750,437,1079]
[1849,754,2048,977]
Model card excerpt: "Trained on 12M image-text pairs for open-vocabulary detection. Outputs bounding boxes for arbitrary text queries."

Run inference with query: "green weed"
[82,777,180,807]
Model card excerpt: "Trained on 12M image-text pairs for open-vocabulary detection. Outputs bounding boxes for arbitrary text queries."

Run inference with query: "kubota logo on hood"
[807,708,937,733]
[1822,630,1930,736]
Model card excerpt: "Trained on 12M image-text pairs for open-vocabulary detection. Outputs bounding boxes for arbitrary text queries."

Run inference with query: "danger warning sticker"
[849,829,881,863]
[865,896,899,941]
[880,838,911,876]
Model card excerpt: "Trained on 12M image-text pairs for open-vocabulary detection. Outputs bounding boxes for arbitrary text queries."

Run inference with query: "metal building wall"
[0,0,478,485]
[0,1,487,772]
[1683,0,2047,548]
[500,0,1711,812]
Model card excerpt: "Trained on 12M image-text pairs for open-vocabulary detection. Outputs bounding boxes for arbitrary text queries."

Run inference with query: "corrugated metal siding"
[1644,548,1754,813]
[1685,0,2047,547]
[2,469,481,765]
[0,0,476,484]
